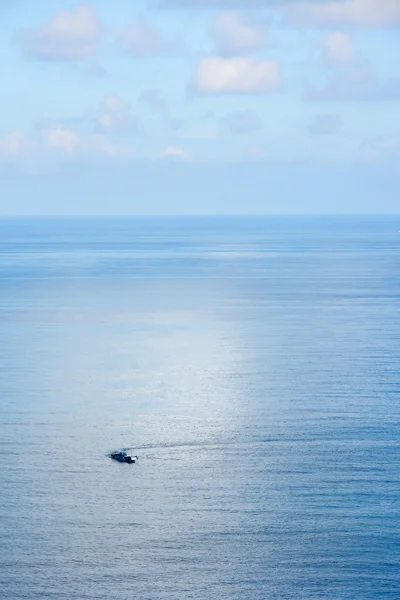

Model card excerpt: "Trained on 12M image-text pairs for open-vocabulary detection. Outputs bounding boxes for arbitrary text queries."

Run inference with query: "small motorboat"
[110,451,137,464]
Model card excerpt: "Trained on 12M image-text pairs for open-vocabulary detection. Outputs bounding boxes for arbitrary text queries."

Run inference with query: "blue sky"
[0,0,399,214]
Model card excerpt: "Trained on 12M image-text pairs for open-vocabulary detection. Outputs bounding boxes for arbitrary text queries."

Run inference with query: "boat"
[110,451,137,464]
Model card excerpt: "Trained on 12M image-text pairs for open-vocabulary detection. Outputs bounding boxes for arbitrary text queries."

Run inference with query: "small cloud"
[210,12,267,56]
[161,146,189,160]
[225,109,263,134]
[322,32,357,65]
[192,56,280,94]
[360,133,400,162]
[0,131,38,171]
[0,121,131,171]
[362,133,400,153]
[95,94,137,135]
[308,114,342,135]
[305,64,400,103]
[117,20,182,57]
[138,89,167,114]
[0,131,24,157]
[41,125,80,152]
[305,63,373,101]
[307,32,368,101]
[17,3,101,62]
[289,0,400,28]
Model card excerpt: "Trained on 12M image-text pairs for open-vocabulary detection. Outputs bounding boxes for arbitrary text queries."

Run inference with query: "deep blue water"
[0,216,399,600]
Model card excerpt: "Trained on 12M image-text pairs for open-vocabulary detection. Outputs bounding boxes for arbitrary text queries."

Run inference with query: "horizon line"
[0,213,399,219]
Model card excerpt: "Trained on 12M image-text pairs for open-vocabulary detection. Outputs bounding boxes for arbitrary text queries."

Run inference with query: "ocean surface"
[0,215,399,600]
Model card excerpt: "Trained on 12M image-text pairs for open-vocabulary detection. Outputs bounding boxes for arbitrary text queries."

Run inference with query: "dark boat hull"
[111,453,136,464]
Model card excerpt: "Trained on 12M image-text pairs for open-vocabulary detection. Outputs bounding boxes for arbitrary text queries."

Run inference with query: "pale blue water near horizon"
[0,216,399,599]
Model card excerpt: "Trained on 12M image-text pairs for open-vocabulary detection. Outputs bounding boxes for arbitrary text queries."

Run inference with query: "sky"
[0,0,399,215]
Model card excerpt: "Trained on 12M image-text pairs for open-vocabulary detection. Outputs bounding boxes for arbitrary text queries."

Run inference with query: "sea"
[0,216,399,600]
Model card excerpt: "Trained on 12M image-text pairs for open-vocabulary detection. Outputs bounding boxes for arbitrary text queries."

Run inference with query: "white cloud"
[19,3,101,61]
[322,32,357,64]
[101,95,122,112]
[290,0,400,27]
[161,146,189,160]
[210,12,266,55]
[41,126,80,152]
[95,94,137,135]
[0,131,24,156]
[118,20,180,56]
[0,95,136,168]
[192,57,280,94]
[309,31,372,101]
[0,127,129,170]
[85,134,129,158]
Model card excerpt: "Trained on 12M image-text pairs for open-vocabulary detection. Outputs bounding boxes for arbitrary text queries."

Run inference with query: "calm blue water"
[0,216,399,600]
